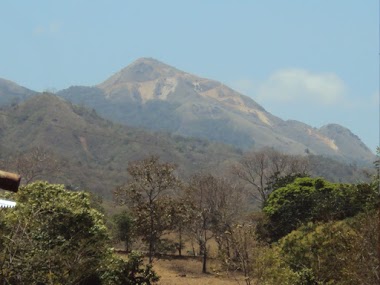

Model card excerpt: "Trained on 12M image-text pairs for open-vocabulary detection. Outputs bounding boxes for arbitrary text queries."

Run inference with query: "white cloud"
[256,68,346,106]
[231,70,376,151]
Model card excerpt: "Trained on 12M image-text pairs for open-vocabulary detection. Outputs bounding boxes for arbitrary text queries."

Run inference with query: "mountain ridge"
[0,78,36,106]
[0,58,374,165]
[0,93,244,196]
[0,94,372,198]
[59,57,374,164]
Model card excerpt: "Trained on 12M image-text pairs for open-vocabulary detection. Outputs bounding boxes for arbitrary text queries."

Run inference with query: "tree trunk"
[149,207,154,263]
[149,240,153,263]
[202,247,207,274]
[178,228,182,256]
[198,239,204,256]
[202,230,207,273]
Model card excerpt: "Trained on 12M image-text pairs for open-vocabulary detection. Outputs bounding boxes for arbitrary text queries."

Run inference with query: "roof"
[0,199,16,208]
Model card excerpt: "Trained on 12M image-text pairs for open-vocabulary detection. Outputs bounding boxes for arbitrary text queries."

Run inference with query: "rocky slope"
[57,58,374,165]
[0,59,374,165]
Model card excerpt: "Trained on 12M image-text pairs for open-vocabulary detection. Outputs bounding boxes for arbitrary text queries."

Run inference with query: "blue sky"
[0,1,378,151]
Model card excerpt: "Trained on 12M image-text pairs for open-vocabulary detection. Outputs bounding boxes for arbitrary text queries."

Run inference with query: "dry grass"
[116,234,247,284]
[151,256,246,285]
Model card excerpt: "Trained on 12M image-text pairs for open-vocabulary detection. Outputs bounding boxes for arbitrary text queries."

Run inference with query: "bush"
[100,252,159,285]
[0,182,109,284]
[0,182,160,285]
[263,177,377,241]
[278,212,379,284]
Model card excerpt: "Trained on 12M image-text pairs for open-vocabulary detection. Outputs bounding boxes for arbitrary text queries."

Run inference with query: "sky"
[0,1,378,152]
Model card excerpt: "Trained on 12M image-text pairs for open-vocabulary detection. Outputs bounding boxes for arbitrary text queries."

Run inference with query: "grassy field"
[116,233,247,284]
[151,255,246,285]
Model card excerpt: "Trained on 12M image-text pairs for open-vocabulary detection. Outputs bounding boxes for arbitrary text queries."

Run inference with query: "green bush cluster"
[255,176,379,284]
[263,177,377,241]
[0,182,159,285]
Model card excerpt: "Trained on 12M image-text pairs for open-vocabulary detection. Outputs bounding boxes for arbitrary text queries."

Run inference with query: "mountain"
[0,94,242,197]
[58,58,374,165]
[0,94,372,200]
[0,78,36,106]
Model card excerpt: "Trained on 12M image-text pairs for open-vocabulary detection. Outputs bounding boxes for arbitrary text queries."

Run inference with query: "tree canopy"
[0,182,109,284]
[263,177,378,241]
[0,181,159,285]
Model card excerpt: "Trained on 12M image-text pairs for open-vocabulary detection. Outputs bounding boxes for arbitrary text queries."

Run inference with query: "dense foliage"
[114,155,181,263]
[0,182,159,285]
[0,147,377,284]
[278,211,378,284]
[263,177,378,241]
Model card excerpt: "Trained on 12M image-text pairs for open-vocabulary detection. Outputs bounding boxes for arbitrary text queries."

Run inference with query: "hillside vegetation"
[0,94,373,200]
[0,94,377,284]
[0,94,242,197]
[1,153,377,284]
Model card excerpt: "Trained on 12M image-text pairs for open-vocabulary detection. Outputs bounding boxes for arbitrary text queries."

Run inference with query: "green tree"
[0,182,109,284]
[263,177,377,241]
[114,155,180,263]
[113,211,135,252]
[100,251,159,285]
[278,212,378,284]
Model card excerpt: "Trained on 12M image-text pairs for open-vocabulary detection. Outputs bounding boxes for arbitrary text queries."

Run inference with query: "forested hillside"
[0,94,377,284]
[1,153,377,284]
[0,94,373,199]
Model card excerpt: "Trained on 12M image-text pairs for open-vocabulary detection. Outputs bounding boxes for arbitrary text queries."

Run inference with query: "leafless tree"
[222,223,257,285]
[114,155,181,263]
[0,147,62,184]
[185,173,246,273]
[232,147,309,208]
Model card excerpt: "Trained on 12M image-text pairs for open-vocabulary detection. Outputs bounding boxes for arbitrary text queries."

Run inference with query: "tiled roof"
[0,199,16,208]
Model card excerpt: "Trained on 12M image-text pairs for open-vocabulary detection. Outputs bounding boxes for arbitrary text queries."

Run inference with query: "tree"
[185,174,216,273]
[114,155,180,263]
[185,173,244,273]
[113,211,135,252]
[232,148,309,208]
[0,182,110,284]
[263,177,378,241]
[279,213,379,284]
[0,147,62,184]
[221,223,257,285]
[100,251,159,285]
[166,199,193,256]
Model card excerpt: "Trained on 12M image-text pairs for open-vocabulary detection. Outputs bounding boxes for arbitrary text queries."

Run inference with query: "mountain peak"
[130,57,173,68]
[319,123,373,158]
[98,57,183,89]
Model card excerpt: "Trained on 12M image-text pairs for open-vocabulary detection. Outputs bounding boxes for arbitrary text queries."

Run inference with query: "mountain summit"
[55,58,376,164]
[99,58,183,87]
[97,58,269,120]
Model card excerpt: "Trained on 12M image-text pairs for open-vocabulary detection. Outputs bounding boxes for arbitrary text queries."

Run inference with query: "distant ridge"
[58,58,375,165]
[0,58,374,165]
[0,78,36,105]
[0,94,372,199]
